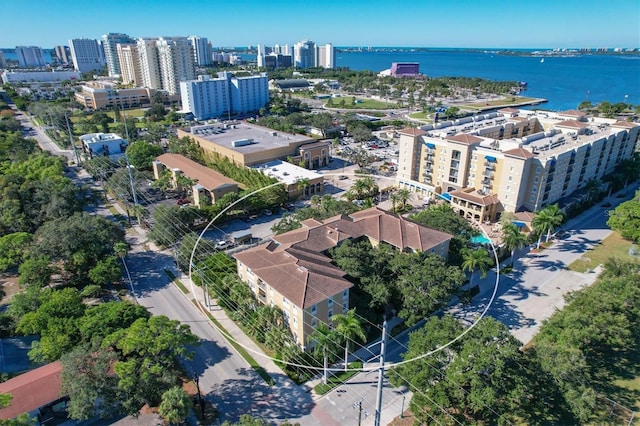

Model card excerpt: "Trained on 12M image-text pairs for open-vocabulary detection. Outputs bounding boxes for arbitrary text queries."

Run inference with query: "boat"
[540,58,545,63]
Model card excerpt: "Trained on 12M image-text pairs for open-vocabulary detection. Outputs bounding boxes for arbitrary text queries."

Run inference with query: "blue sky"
[3,0,639,48]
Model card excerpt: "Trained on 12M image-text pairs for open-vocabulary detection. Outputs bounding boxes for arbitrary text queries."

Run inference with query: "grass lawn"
[408,111,432,121]
[462,96,543,109]
[328,98,399,110]
[314,361,363,395]
[568,231,638,273]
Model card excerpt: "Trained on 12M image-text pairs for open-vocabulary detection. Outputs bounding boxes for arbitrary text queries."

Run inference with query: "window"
[508,176,512,181]
[342,302,348,311]
[530,195,535,202]
[532,186,537,193]
[328,310,333,320]
[328,298,333,307]
[506,185,511,191]
[343,290,348,299]
[311,304,317,315]
[536,166,541,174]
[510,166,514,172]
[505,194,509,200]
[311,318,317,328]
[534,176,539,183]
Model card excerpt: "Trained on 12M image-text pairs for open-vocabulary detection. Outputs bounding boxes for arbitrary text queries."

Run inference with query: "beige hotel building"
[397,108,639,222]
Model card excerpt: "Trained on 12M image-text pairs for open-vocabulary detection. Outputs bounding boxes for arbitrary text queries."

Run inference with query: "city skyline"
[2,0,639,49]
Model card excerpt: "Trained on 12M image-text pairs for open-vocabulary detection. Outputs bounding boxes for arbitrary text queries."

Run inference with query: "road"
[18,99,637,424]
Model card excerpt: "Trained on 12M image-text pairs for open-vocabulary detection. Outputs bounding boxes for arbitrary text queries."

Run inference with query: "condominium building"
[137,38,162,90]
[15,46,46,67]
[316,43,335,69]
[233,207,452,349]
[397,109,640,222]
[188,36,212,66]
[0,51,4,68]
[101,33,135,77]
[293,39,316,69]
[53,45,71,65]
[179,72,269,120]
[69,38,105,73]
[157,37,196,95]
[116,43,143,86]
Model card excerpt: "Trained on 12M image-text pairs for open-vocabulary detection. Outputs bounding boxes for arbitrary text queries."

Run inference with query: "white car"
[215,240,232,250]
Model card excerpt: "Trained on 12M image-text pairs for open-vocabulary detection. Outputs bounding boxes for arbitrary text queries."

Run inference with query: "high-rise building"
[69,38,105,73]
[116,43,143,86]
[137,38,162,90]
[293,39,316,69]
[102,33,135,77]
[188,36,212,66]
[0,51,4,68]
[316,43,335,69]
[53,45,71,65]
[180,72,269,120]
[157,37,196,95]
[15,46,46,67]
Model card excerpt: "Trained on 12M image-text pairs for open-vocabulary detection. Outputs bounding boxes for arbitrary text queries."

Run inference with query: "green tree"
[125,141,164,170]
[103,315,199,414]
[158,386,192,425]
[460,248,493,295]
[61,343,119,420]
[88,255,122,288]
[17,288,86,362]
[167,135,204,163]
[0,232,32,272]
[607,196,640,243]
[308,323,339,385]
[79,301,150,343]
[501,223,527,266]
[333,309,366,371]
[17,256,54,289]
[532,204,564,248]
[390,315,537,425]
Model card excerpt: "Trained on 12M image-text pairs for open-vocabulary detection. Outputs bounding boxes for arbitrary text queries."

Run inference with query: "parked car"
[215,240,233,250]
[262,209,273,216]
[176,198,190,205]
[338,175,349,180]
[554,230,570,240]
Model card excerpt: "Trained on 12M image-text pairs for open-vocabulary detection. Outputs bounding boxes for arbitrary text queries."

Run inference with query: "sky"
[2,0,639,49]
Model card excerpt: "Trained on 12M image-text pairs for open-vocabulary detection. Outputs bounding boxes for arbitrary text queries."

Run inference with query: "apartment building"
[101,33,135,77]
[15,46,46,67]
[69,38,105,73]
[116,43,143,86]
[234,207,452,349]
[179,72,269,120]
[188,36,212,66]
[137,38,162,90]
[53,45,71,65]
[157,37,196,95]
[397,109,640,222]
[316,43,335,69]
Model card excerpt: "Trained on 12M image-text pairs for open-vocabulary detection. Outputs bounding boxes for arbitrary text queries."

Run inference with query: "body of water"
[336,50,640,111]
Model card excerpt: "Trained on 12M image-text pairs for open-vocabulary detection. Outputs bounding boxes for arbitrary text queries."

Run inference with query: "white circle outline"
[188,172,501,373]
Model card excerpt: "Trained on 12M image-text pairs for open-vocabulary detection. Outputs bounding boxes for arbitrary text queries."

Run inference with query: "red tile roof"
[234,207,453,309]
[558,109,586,117]
[156,153,239,191]
[0,361,62,419]
[399,128,427,137]
[449,189,500,206]
[611,120,638,129]
[503,147,535,159]
[446,134,483,145]
[555,120,588,129]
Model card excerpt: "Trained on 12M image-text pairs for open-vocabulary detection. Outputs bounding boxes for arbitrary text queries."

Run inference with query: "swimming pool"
[471,234,491,245]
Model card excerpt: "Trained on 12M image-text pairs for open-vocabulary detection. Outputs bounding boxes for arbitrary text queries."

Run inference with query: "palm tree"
[395,188,412,210]
[308,323,339,385]
[333,309,366,371]
[532,204,564,248]
[296,178,310,198]
[584,179,600,204]
[616,157,640,188]
[390,192,400,212]
[114,242,136,303]
[460,248,493,295]
[501,223,528,266]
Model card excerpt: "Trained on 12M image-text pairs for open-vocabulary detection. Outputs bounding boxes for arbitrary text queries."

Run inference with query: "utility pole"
[353,400,363,426]
[65,112,81,166]
[374,316,388,426]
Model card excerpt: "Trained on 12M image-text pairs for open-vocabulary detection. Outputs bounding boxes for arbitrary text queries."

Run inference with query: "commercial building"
[396,108,640,222]
[2,70,80,84]
[253,160,324,199]
[188,36,212,66]
[68,38,105,73]
[75,81,161,110]
[390,62,420,77]
[233,207,452,349]
[15,46,46,67]
[178,122,329,168]
[153,153,239,207]
[116,43,143,86]
[180,72,269,121]
[79,132,128,159]
[101,33,135,77]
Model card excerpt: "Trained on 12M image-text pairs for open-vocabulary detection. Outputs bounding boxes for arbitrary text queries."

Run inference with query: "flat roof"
[253,160,322,185]
[185,122,313,155]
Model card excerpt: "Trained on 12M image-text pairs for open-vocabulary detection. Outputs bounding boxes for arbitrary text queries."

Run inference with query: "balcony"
[484,162,496,170]
[483,170,494,178]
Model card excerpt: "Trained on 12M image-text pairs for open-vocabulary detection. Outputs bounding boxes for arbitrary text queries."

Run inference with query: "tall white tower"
[102,33,135,77]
